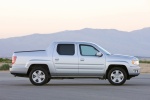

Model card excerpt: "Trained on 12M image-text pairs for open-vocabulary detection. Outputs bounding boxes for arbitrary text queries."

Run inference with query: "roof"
[54,41,95,44]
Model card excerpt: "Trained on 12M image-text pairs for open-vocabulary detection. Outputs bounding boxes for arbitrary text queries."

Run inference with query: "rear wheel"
[108,67,127,85]
[29,67,49,86]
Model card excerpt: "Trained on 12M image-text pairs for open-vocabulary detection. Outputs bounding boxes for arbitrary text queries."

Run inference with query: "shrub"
[139,60,150,64]
[0,64,10,70]
[0,58,11,63]
[0,58,3,62]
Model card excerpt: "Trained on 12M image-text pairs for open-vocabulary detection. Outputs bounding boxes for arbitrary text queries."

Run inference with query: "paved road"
[0,72,150,100]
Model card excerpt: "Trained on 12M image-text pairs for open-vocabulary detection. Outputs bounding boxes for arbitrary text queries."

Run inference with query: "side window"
[57,44,75,55]
[80,44,98,56]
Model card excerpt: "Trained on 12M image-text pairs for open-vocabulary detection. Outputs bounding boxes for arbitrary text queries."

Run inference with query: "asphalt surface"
[0,72,150,100]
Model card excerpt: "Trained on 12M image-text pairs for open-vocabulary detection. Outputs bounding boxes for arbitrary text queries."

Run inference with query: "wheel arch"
[27,64,51,76]
[105,64,129,79]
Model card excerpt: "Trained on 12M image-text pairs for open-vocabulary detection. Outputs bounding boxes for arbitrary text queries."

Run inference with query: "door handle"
[80,58,84,61]
[55,58,59,61]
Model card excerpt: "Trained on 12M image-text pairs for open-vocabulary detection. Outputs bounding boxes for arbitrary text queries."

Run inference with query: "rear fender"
[25,60,56,75]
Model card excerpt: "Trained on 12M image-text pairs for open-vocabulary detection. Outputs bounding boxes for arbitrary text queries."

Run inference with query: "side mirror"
[96,52,103,57]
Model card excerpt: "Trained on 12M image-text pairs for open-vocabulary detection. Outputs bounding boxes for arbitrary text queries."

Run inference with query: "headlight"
[132,59,139,65]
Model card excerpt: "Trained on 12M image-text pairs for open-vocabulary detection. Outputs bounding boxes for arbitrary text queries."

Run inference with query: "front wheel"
[29,67,49,86]
[46,78,51,84]
[107,67,127,85]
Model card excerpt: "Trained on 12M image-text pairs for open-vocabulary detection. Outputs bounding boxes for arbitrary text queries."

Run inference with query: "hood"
[106,54,137,62]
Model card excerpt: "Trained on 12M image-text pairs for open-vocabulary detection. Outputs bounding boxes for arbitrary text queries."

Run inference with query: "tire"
[107,67,127,85]
[46,78,51,84]
[29,67,49,86]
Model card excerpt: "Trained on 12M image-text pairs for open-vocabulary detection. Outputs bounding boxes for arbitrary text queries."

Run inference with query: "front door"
[78,44,105,76]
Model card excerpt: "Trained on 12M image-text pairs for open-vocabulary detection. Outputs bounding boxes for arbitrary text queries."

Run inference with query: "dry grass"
[140,63,150,73]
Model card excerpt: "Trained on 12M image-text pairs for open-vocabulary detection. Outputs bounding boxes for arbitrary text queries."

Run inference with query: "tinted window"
[80,45,98,56]
[57,44,75,55]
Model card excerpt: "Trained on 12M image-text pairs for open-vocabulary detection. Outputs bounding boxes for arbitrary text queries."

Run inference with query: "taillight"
[12,56,17,64]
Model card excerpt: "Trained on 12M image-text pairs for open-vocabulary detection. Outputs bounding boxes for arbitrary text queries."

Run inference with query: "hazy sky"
[0,0,150,38]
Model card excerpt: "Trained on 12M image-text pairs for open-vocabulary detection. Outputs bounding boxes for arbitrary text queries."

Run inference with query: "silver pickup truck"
[10,41,140,86]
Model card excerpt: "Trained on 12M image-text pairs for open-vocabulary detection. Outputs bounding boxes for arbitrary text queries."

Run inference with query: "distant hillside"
[0,27,150,57]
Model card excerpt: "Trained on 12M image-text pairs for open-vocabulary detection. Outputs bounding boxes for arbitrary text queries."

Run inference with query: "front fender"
[105,61,130,73]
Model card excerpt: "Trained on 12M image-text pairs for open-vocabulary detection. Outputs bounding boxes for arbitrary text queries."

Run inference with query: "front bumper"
[128,66,140,76]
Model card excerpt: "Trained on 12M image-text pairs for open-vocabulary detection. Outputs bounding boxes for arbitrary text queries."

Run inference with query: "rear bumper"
[10,67,27,73]
[10,64,28,76]
[10,73,28,77]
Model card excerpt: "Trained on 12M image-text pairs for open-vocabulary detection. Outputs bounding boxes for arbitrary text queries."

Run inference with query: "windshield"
[96,45,111,55]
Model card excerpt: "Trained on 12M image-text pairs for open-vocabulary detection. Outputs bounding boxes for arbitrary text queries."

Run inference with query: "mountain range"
[0,27,150,57]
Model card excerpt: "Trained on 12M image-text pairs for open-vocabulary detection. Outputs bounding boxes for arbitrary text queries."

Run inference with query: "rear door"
[78,44,105,76]
[53,43,78,76]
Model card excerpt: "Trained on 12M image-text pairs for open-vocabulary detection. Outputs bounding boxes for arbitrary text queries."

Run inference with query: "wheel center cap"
[37,75,40,78]
[115,75,120,78]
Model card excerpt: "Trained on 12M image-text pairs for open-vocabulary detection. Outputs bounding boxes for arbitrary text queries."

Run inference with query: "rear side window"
[57,44,75,55]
